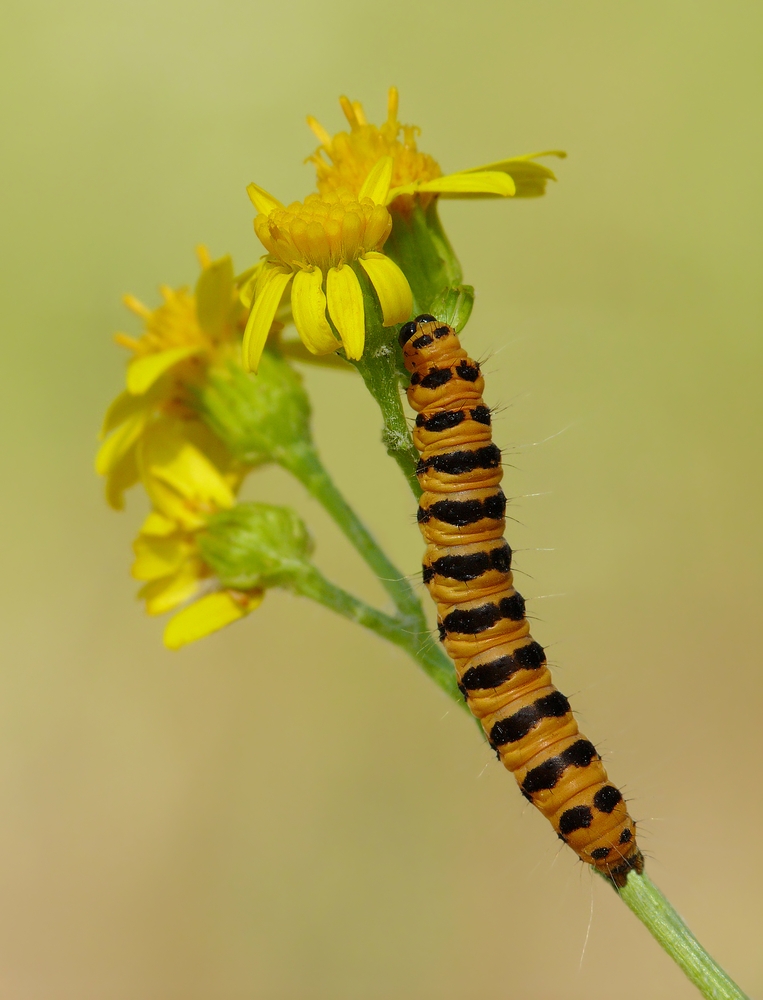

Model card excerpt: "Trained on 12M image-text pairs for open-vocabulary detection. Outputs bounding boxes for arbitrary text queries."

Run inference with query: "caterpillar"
[399,314,643,887]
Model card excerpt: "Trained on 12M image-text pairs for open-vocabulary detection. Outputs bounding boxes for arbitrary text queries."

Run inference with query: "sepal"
[428,285,475,334]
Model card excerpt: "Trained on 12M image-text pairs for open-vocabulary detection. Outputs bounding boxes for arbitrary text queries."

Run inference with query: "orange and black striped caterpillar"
[399,314,643,886]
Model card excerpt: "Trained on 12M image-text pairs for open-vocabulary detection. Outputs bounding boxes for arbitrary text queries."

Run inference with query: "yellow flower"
[96,247,244,509]
[242,184,413,372]
[132,420,263,649]
[308,87,566,213]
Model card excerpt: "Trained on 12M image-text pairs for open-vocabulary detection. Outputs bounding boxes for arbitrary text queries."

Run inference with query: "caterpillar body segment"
[400,315,643,887]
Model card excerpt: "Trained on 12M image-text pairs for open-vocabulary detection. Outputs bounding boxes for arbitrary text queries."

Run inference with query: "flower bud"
[199,502,313,591]
[197,349,312,465]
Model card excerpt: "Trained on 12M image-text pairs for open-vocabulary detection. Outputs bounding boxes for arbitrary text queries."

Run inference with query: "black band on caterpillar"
[401,315,643,886]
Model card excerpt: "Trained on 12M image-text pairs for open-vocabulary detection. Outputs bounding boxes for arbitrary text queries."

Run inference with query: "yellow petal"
[143,478,206,530]
[182,419,241,480]
[246,182,285,216]
[239,262,265,309]
[140,511,177,536]
[242,267,293,373]
[123,293,150,319]
[104,440,140,510]
[163,589,264,650]
[195,254,234,336]
[462,151,566,198]
[100,389,151,439]
[326,265,365,360]
[132,535,189,581]
[358,156,393,205]
[138,564,202,615]
[138,422,236,520]
[149,443,235,510]
[291,268,341,355]
[95,409,148,476]
[358,252,412,327]
[126,345,203,395]
[306,115,332,148]
[417,171,516,198]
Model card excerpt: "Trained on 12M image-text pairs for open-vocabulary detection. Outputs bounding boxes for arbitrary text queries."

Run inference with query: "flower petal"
[163,589,264,650]
[242,267,293,373]
[291,268,341,355]
[148,443,235,510]
[239,262,265,309]
[246,182,285,216]
[140,511,177,537]
[95,409,148,475]
[104,442,140,510]
[143,479,206,530]
[358,156,393,205]
[100,389,151,439]
[126,345,203,395]
[462,151,566,198]
[358,252,412,327]
[417,171,516,198]
[137,421,236,523]
[138,564,202,615]
[132,535,189,581]
[326,265,365,360]
[195,254,234,336]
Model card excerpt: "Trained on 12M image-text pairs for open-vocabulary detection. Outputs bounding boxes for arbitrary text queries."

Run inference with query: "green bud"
[428,284,475,334]
[199,502,313,591]
[196,349,312,466]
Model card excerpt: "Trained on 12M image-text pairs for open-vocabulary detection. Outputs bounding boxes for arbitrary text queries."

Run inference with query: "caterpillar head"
[399,314,461,372]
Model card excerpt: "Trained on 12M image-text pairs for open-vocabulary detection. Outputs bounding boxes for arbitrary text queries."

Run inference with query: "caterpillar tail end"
[607,849,645,889]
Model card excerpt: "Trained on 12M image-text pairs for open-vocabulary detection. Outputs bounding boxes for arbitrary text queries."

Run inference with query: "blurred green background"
[2,1,761,996]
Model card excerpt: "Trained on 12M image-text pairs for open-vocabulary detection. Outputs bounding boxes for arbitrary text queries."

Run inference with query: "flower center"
[254,191,392,272]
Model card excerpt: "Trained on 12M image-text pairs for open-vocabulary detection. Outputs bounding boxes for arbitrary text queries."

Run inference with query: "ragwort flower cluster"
[98,88,563,650]
[97,249,264,647]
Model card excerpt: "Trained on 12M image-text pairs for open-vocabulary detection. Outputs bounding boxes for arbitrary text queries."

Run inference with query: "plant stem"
[351,349,422,499]
[611,871,749,1000]
[292,565,464,707]
[280,442,468,715]
[280,441,421,620]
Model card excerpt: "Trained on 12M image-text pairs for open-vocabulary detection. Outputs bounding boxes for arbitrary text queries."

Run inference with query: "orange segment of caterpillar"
[400,314,643,887]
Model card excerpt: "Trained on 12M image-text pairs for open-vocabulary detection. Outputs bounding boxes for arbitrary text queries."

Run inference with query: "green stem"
[279,441,422,619]
[612,871,749,1000]
[351,349,422,499]
[292,565,464,707]
[278,442,466,713]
